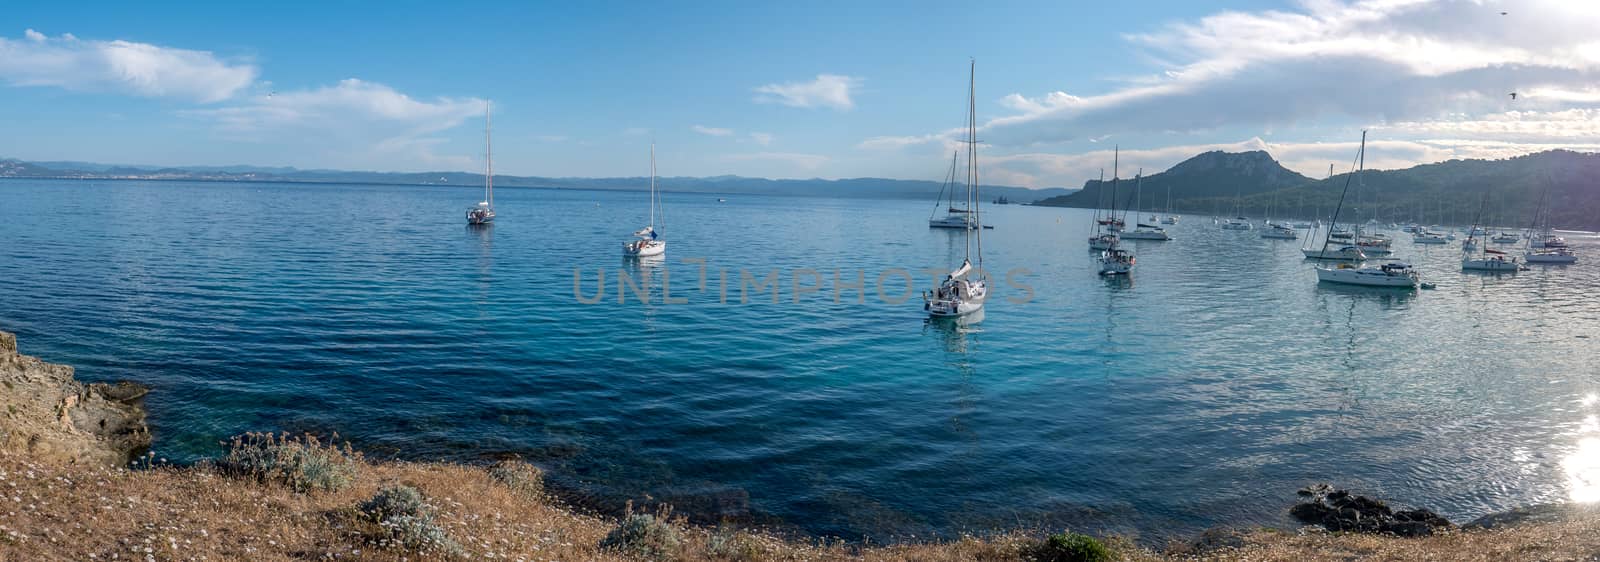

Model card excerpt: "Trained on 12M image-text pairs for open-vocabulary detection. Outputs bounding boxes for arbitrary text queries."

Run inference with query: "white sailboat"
[1159,183,1179,224]
[622,144,667,257]
[465,104,496,225]
[928,150,979,229]
[1524,185,1578,264]
[1087,160,1121,250]
[1315,132,1419,288]
[1461,192,1521,271]
[1120,172,1171,240]
[924,61,989,318]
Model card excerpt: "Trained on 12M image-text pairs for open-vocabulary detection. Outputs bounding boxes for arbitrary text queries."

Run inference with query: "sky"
[2,0,1598,188]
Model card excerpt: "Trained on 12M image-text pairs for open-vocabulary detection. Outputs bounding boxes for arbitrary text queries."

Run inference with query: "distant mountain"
[0,158,1072,203]
[1033,150,1311,210]
[1035,149,1600,231]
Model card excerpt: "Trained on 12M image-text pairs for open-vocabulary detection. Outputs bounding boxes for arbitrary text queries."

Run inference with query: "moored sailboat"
[1314,132,1418,288]
[925,61,989,318]
[466,104,496,225]
[622,144,667,257]
[1120,172,1171,240]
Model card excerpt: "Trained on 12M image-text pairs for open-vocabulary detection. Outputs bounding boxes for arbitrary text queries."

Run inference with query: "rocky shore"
[2,328,1599,561]
[0,330,150,467]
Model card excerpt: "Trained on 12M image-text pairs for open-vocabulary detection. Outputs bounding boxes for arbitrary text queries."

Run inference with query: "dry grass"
[2,448,1598,561]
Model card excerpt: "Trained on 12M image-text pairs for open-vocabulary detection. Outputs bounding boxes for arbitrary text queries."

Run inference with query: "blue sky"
[3,0,1598,187]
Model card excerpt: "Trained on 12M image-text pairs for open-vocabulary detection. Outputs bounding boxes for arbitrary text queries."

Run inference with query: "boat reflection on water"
[925,308,984,354]
[1102,273,1133,290]
[1565,393,1600,503]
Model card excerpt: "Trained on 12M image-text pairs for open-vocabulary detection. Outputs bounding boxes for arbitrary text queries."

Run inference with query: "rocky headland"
[0,330,150,467]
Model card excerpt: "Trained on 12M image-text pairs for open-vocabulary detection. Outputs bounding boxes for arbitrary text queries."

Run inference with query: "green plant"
[487,459,544,499]
[1034,532,1112,562]
[360,484,463,556]
[600,503,684,561]
[221,432,359,492]
[361,484,426,520]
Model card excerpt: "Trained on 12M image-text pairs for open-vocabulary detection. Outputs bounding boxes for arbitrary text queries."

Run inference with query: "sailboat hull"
[1316,266,1418,287]
[1461,257,1521,271]
[1120,230,1170,240]
[623,240,666,257]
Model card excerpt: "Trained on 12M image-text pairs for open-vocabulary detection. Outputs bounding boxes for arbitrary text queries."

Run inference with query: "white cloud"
[749,132,773,146]
[0,28,257,102]
[754,74,860,110]
[857,132,953,150]
[973,1,1600,146]
[183,78,487,169]
[691,124,734,136]
[724,152,828,170]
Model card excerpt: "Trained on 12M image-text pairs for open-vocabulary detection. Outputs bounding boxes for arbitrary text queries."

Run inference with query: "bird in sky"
[1509,92,1517,100]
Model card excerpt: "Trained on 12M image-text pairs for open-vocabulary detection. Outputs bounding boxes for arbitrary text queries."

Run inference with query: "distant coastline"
[0,159,1074,203]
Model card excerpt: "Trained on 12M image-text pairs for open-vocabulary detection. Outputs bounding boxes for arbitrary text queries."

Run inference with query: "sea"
[2,178,1597,542]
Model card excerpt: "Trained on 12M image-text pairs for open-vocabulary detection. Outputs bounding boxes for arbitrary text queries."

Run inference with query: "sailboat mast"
[485,103,494,206]
[960,60,972,267]
[1320,131,1365,255]
[649,143,657,227]
[1111,146,1119,220]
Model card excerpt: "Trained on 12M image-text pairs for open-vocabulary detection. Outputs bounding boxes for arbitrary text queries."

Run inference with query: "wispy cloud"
[725,152,828,170]
[183,78,487,168]
[0,28,257,102]
[754,74,860,110]
[748,132,774,146]
[691,124,734,136]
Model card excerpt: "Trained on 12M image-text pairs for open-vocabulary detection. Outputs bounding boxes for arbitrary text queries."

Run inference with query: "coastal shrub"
[601,503,684,560]
[360,484,463,556]
[222,432,359,492]
[705,528,768,560]
[361,483,427,520]
[487,459,544,499]
[1032,532,1112,562]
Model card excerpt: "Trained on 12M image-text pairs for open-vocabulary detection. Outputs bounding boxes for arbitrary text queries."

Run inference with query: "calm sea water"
[2,178,1598,541]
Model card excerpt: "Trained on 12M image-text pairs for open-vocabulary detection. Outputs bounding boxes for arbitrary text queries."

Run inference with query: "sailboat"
[1314,132,1419,288]
[622,144,667,257]
[1524,184,1578,264]
[1120,171,1171,240]
[1087,162,1120,250]
[1260,190,1297,239]
[1220,185,1252,230]
[929,151,978,229]
[465,104,496,225]
[1097,157,1137,275]
[1461,190,1521,271]
[924,61,989,318]
[1159,183,1179,224]
[1302,136,1368,262]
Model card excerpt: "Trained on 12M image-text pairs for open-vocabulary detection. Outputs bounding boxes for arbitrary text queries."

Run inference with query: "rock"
[0,330,150,467]
[1290,502,1331,522]
[1288,484,1452,537]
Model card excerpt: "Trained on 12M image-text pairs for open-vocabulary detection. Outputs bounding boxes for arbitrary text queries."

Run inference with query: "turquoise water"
[2,178,1598,541]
